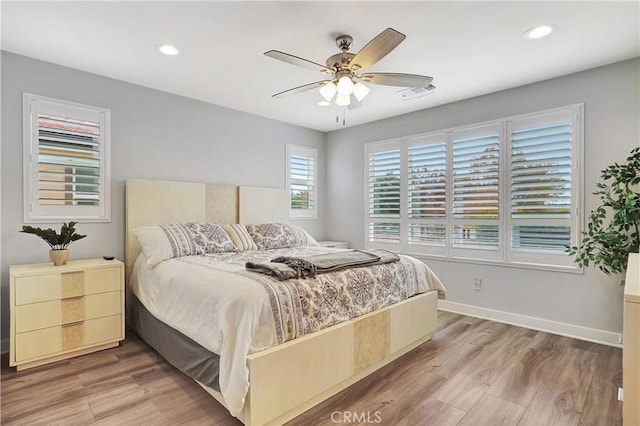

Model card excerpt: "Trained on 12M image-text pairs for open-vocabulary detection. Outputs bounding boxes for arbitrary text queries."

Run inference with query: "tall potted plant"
[20,221,87,266]
[567,147,640,278]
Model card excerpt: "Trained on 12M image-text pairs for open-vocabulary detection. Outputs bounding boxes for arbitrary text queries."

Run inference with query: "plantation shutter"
[287,145,317,218]
[451,125,501,258]
[407,135,447,252]
[37,114,101,206]
[24,94,110,223]
[362,105,581,270]
[367,142,401,248]
[509,110,575,255]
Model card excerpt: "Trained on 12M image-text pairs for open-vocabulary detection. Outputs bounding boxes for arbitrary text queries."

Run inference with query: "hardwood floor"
[1,311,622,425]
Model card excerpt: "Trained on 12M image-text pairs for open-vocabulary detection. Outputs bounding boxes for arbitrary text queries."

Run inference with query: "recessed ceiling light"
[525,25,554,39]
[317,101,330,106]
[158,44,179,55]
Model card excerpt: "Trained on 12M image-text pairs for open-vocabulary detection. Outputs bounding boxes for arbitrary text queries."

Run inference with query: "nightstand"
[9,258,124,371]
[318,240,349,249]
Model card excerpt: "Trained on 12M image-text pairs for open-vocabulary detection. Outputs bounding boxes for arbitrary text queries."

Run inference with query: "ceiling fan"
[264,28,434,108]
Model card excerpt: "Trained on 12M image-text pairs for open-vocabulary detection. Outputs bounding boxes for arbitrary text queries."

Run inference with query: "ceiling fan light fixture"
[265,27,434,118]
[353,82,370,102]
[336,76,355,95]
[335,93,351,106]
[319,82,337,101]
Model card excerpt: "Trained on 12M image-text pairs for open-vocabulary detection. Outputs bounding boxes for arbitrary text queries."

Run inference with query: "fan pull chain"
[335,107,347,126]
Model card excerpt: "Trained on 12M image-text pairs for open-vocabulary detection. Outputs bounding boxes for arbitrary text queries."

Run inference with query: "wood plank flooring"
[1,311,622,425]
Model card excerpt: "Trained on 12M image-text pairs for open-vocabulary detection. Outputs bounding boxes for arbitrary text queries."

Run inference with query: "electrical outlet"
[618,387,623,401]
[619,334,623,344]
[473,277,482,291]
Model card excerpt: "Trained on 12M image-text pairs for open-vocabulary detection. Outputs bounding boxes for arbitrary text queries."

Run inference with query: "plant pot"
[49,249,69,266]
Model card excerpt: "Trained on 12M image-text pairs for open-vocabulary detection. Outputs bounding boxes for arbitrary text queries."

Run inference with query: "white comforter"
[130,247,445,418]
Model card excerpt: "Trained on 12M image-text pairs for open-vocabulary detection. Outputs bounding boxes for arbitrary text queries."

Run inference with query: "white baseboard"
[438,300,622,348]
[1,338,8,354]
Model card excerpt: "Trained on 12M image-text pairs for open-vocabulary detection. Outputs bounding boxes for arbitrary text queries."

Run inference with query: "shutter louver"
[452,131,500,250]
[512,225,571,250]
[408,141,446,247]
[37,114,100,206]
[368,148,401,243]
[510,121,572,252]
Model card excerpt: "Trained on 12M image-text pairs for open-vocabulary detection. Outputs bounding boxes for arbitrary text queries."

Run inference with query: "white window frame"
[23,93,111,223]
[286,144,317,219]
[364,104,583,272]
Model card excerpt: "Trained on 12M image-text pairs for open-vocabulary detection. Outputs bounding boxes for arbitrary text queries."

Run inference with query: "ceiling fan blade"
[361,73,433,88]
[349,28,406,72]
[264,50,334,75]
[272,80,331,98]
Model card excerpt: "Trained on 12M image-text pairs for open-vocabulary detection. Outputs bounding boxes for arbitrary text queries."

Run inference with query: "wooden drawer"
[15,291,121,333]
[15,314,122,362]
[15,266,121,305]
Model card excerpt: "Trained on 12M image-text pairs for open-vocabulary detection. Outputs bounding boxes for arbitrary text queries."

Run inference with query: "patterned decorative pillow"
[134,223,235,267]
[245,223,319,250]
[223,223,259,251]
[184,222,236,254]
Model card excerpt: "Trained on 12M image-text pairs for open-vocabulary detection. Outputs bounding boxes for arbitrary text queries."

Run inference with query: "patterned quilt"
[179,247,445,344]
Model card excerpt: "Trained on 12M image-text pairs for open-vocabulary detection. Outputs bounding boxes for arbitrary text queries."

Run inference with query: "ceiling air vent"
[398,84,436,101]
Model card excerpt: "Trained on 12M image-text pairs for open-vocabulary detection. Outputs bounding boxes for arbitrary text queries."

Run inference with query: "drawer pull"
[61,295,84,301]
[61,297,85,324]
[62,321,85,349]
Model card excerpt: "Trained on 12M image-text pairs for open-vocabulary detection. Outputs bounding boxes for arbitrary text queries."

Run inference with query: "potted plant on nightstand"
[567,147,640,279]
[20,221,87,266]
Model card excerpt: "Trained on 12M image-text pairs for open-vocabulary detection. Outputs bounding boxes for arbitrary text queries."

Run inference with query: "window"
[23,93,111,223]
[287,144,317,219]
[365,104,583,271]
[508,109,576,266]
[406,134,446,253]
[367,142,401,246]
[451,124,501,260]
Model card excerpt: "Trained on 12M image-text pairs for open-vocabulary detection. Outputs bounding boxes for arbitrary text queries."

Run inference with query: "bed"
[125,178,446,425]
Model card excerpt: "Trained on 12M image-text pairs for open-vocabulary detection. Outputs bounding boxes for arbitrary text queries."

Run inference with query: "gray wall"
[1,52,326,344]
[325,58,639,336]
[2,51,638,347]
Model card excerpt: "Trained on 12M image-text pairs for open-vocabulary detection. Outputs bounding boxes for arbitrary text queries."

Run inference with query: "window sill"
[403,251,584,274]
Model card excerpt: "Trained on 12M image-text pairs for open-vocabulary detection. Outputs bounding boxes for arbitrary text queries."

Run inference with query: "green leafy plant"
[20,221,87,250]
[567,147,640,275]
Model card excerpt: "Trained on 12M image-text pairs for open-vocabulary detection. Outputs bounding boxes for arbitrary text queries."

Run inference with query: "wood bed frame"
[125,178,438,426]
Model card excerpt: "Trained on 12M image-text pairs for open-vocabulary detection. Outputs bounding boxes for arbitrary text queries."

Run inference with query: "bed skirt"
[130,295,221,391]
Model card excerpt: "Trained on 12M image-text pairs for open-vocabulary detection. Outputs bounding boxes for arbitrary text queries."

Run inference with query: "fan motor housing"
[326,52,355,71]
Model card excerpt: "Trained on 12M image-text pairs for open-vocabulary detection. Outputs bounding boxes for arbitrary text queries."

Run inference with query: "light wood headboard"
[125,178,288,279]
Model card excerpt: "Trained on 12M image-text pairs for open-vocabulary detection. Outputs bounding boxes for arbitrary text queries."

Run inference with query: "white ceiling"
[2,1,639,132]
